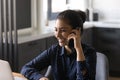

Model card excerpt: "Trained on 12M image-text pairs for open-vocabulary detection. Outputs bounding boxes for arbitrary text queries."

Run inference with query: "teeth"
[59,40,62,42]
[58,39,63,42]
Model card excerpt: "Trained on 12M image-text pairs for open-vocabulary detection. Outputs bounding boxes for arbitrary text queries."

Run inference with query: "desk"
[12,72,28,80]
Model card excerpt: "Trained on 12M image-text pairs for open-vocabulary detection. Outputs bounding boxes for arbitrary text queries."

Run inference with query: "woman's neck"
[65,45,72,54]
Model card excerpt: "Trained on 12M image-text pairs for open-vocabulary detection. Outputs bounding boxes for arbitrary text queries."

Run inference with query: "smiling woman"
[20,9,96,80]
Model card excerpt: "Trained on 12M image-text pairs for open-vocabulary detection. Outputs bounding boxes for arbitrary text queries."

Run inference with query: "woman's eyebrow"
[54,26,67,29]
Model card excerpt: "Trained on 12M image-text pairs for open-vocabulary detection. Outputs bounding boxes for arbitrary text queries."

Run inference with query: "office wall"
[16,0,31,29]
[93,0,120,21]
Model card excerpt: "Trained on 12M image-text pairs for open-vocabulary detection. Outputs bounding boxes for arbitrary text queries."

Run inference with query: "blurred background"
[0,0,120,80]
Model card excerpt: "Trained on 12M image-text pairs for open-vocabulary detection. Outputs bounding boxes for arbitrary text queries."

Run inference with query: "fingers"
[68,29,80,40]
[39,77,49,80]
[71,28,81,35]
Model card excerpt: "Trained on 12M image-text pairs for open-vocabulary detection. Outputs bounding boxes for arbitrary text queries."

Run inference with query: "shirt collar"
[59,46,76,56]
[59,46,65,56]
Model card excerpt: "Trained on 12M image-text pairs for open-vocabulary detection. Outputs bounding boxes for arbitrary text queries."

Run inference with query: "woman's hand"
[67,28,81,49]
[67,28,85,61]
[39,77,49,80]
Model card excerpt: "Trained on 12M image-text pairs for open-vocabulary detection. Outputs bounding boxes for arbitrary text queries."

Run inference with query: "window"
[47,0,68,20]
[19,0,90,35]
[45,0,89,32]
[47,0,88,20]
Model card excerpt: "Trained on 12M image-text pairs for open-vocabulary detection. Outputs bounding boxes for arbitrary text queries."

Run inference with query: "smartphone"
[68,27,80,52]
[68,39,76,53]
[68,39,74,48]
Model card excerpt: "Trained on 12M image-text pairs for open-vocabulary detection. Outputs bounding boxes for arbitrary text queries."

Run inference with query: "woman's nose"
[56,31,61,37]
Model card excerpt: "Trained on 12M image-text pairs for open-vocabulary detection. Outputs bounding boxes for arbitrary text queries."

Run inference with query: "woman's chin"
[59,43,65,47]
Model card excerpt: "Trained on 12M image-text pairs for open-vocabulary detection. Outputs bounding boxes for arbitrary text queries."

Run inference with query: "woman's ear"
[75,27,80,30]
[75,27,81,35]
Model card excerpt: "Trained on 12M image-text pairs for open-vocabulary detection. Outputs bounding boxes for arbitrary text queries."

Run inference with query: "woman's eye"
[54,28,57,31]
[61,29,67,32]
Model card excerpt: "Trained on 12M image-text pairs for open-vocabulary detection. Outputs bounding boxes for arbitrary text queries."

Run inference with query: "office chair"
[41,52,109,80]
[95,52,109,80]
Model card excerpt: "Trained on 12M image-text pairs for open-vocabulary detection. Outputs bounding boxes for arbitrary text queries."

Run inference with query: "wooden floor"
[109,77,120,80]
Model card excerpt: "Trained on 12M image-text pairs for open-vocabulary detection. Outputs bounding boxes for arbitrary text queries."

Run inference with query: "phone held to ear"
[68,39,76,53]
[68,27,80,53]
[68,30,77,48]
[68,39,74,48]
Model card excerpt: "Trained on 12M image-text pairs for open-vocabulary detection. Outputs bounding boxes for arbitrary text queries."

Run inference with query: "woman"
[21,9,96,80]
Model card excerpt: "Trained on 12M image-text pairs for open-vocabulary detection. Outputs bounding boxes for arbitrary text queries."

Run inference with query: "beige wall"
[93,0,120,21]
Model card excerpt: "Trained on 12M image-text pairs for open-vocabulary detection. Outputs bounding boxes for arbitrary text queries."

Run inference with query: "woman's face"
[54,19,72,46]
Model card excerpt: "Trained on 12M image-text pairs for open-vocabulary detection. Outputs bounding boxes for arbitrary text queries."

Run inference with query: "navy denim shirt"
[21,43,96,80]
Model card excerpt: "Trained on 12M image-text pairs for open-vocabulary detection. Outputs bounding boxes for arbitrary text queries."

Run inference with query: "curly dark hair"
[57,9,86,34]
